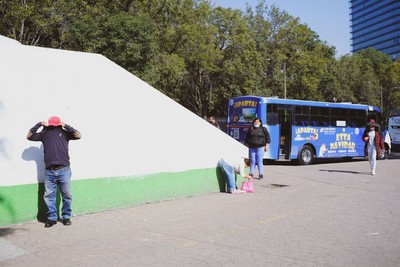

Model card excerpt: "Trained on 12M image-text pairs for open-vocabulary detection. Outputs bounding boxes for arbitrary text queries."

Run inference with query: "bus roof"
[232,96,381,112]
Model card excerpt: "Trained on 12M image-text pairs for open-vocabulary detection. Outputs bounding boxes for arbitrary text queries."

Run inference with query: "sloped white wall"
[0,35,21,45]
[0,41,247,186]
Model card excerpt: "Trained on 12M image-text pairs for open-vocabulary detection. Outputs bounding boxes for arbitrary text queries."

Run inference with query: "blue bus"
[226,96,382,165]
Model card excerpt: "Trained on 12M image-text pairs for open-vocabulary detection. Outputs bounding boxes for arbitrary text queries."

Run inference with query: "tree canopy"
[1,0,399,120]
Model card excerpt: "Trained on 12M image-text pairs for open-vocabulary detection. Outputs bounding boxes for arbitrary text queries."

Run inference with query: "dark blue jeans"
[44,166,72,221]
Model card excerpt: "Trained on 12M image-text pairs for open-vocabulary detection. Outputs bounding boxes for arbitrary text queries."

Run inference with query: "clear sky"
[213,0,351,58]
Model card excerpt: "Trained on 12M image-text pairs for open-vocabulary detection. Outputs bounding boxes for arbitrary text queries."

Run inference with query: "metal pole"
[381,85,383,113]
[283,62,287,99]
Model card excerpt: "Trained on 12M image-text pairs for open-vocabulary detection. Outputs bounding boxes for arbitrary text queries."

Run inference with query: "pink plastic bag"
[241,181,254,193]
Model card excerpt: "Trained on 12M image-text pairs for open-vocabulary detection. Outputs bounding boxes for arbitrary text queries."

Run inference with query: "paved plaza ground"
[1,155,400,267]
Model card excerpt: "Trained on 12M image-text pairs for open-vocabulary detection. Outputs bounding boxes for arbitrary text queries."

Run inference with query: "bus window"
[349,109,366,127]
[294,106,310,126]
[310,107,330,127]
[266,104,278,125]
[331,108,348,127]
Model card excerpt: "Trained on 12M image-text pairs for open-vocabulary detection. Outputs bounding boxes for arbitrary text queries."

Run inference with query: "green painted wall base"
[0,167,244,226]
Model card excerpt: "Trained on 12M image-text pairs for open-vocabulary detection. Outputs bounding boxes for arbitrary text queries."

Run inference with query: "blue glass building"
[350,0,400,60]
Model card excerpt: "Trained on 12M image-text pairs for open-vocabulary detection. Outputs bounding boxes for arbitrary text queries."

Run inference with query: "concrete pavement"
[1,155,400,267]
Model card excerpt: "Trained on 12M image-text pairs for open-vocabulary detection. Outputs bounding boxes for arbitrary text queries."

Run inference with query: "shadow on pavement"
[319,169,361,174]
[264,152,400,166]
[0,228,17,237]
[387,152,400,159]
[264,157,366,166]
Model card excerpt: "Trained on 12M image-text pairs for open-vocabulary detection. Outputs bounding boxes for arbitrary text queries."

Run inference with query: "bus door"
[278,107,293,159]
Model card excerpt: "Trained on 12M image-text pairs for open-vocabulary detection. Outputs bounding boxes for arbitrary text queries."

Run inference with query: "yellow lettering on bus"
[295,127,318,135]
[336,133,351,141]
[234,100,257,108]
[329,141,355,150]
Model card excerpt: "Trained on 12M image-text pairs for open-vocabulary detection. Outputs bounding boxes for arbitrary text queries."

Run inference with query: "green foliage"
[1,0,399,119]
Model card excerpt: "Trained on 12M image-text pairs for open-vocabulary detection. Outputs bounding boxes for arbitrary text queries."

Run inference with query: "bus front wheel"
[298,145,315,165]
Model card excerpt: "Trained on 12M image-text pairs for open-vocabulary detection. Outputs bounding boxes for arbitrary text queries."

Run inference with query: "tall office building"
[350,0,400,60]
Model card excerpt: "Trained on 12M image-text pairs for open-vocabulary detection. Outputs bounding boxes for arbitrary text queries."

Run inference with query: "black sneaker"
[259,174,263,179]
[62,218,72,226]
[44,220,57,228]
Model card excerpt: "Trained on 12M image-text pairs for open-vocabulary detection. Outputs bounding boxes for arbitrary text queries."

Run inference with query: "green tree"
[0,0,88,46]
[2,0,396,120]
[211,6,264,115]
[321,55,355,103]
[381,61,400,117]
[351,48,396,120]
[135,0,196,103]
[247,2,335,101]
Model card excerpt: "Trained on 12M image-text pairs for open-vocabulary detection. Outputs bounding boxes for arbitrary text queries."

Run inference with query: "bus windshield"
[228,98,258,124]
[227,97,260,140]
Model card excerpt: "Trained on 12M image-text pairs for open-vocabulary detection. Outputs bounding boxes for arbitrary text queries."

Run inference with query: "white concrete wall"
[0,41,247,186]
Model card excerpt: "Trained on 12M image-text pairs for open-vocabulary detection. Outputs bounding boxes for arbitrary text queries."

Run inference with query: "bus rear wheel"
[298,145,315,165]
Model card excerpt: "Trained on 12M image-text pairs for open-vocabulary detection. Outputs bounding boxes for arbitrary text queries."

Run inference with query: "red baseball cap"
[48,116,61,126]
[367,119,379,127]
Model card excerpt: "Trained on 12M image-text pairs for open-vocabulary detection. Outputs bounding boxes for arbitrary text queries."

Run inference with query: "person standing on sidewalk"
[362,119,384,176]
[245,118,271,179]
[27,116,81,227]
[218,158,252,194]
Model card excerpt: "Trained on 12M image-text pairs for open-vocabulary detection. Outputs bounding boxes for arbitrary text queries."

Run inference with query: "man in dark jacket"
[27,116,81,228]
